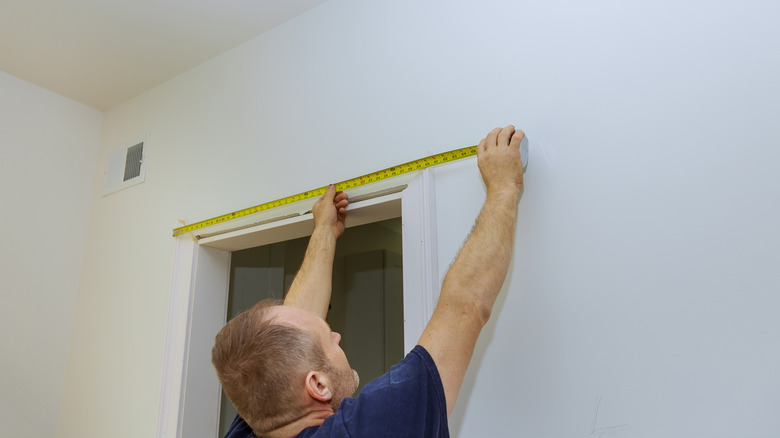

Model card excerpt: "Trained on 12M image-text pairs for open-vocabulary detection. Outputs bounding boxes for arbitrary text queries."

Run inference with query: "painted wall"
[0,71,102,438]
[57,0,780,436]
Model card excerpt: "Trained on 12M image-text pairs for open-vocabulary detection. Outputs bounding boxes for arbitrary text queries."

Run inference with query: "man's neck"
[264,409,333,438]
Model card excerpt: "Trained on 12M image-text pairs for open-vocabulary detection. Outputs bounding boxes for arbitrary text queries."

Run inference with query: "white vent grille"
[103,135,148,196]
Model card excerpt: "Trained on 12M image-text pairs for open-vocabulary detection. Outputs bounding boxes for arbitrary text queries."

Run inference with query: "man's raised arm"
[418,125,525,416]
[283,185,348,319]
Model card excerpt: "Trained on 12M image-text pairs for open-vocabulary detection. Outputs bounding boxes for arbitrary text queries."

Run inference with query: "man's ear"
[305,371,332,402]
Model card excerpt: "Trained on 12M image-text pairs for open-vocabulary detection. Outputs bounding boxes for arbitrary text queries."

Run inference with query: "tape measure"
[172,136,528,237]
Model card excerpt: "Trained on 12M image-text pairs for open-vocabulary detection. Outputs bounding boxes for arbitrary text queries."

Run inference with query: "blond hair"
[212,299,330,435]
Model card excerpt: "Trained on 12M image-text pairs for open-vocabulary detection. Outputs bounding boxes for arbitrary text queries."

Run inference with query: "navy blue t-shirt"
[225,345,449,438]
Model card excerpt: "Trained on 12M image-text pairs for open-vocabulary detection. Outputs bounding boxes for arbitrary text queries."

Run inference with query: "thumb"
[324,184,336,201]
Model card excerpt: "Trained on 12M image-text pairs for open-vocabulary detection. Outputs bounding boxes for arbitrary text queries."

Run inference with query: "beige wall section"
[0,70,102,438]
[57,0,780,437]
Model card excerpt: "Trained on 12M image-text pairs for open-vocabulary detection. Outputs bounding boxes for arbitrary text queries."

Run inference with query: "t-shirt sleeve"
[299,345,450,438]
[224,412,256,438]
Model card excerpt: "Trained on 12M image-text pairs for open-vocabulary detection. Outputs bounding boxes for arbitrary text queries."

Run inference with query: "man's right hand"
[312,185,349,239]
[477,125,525,194]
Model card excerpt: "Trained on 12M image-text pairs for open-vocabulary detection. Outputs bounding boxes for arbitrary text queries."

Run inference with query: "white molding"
[157,235,198,438]
[185,172,417,240]
[156,240,232,438]
[199,192,403,252]
[179,246,231,438]
[401,168,439,353]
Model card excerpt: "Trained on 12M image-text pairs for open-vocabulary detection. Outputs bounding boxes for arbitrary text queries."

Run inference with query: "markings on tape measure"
[172,145,478,237]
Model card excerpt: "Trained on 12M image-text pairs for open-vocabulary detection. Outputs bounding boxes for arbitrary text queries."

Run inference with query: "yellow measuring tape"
[172,145,478,237]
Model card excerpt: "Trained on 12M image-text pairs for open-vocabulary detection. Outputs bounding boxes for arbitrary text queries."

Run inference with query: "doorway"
[218,217,404,435]
[159,170,440,438]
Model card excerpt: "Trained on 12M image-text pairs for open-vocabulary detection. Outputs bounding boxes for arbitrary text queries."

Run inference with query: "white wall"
[0,71,102,438]
[57,0,780,437]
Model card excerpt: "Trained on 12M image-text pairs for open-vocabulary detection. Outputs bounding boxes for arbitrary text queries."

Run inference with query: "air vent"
[123,142,144,181]
[103,134,148,196]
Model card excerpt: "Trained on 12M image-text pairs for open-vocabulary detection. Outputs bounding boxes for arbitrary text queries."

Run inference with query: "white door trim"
[157,234,197,438]
[401,168,440,352]
[156,169,439,438]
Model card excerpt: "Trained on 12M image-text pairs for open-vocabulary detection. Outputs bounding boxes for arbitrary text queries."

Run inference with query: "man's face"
[272,306,359,409]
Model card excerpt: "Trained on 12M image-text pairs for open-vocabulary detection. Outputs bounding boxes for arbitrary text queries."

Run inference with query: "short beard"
[329,367,360,413]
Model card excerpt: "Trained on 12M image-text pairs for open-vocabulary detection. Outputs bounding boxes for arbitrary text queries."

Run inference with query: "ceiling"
[0,0,328,110]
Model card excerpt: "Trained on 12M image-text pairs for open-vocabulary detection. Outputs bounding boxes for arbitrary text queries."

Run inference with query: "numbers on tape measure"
[173,145,478,237]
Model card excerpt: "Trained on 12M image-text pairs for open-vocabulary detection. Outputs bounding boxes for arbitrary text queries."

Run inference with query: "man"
[212,125,526,437]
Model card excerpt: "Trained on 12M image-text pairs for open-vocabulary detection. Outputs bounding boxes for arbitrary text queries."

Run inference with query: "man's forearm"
[440,187,519,324]
[418,185,520,415]
[283,226,337,319]
[282,186,347,319]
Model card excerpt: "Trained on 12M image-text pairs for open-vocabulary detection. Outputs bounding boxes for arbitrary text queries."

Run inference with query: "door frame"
[156,169,439,438]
